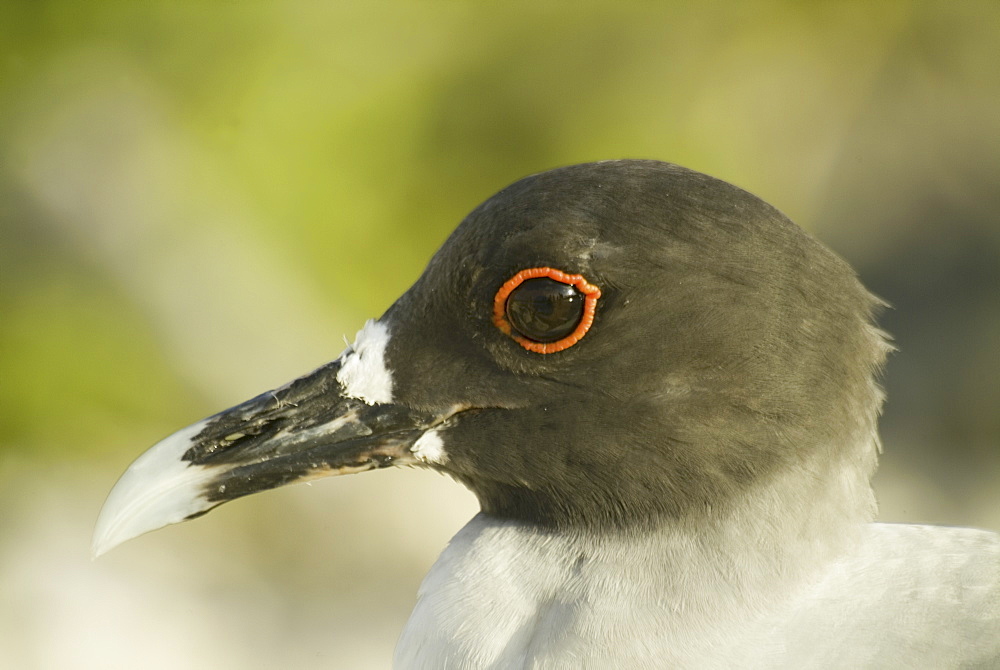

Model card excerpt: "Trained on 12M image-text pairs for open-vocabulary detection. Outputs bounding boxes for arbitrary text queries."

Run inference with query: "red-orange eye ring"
[492,267,602,354]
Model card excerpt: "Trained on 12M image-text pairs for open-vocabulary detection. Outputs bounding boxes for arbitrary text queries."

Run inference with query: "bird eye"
[507,278,582,343]
[492,267,601,354]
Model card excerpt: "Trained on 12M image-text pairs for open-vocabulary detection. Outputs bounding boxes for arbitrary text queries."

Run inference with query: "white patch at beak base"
[336,319,394,405]
[412,430,448,465]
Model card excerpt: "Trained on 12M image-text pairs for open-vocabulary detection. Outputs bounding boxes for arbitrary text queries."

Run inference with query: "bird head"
[94,160,889,555]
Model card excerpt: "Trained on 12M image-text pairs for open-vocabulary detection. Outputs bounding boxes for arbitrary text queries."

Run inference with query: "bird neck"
[656,454,877,618]
[399,447,877,667]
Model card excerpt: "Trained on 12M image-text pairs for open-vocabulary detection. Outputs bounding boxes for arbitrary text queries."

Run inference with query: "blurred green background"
[2,2,998,668]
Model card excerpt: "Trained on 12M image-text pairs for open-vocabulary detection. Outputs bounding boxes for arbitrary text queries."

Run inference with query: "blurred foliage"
[1,1,998,486]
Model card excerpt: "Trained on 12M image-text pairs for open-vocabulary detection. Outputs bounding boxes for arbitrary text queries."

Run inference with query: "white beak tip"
[93,419,221,558]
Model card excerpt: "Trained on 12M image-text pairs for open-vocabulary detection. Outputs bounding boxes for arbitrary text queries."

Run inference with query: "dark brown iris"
[505,277,585,343]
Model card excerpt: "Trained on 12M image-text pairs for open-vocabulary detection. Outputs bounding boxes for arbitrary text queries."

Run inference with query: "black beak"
[93,357,456,556]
